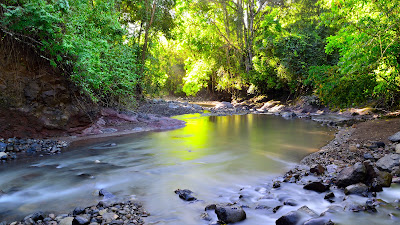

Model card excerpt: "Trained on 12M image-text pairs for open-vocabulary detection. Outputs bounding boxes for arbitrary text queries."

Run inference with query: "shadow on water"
[0,114,338,224]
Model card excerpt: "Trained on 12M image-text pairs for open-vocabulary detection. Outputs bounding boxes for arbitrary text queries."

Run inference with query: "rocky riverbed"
[171,118,400,225]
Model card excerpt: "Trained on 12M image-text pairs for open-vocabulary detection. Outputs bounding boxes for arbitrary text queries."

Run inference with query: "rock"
[215,102,233,109]
[310,164,325,175]
[102,213,118,223]
[174,189,197,201]
[396,144,400,153]
[370,178,383,192]
[215,206,246,224]
[336,162,366,187]
[282,112,297,119]
[304,181,329,193]
[0,143,6,152]
[205,204,217,211]
[99,189,115,199]
[376,154,400,171]
[73,215,90,225]
[73,207,86,216]
[200,212,212,221]
[326,164,338,174]
[276,211,302,225]
[389,132,400,142]
[376,171,393,187]
[0,152,7,160]
[276,206,317,225]
[375,142,385,148]
[344,183,368,196]
[324,192,335,200]
[283,199,298,206]
[59,217,74,225]
[273,181,281,188]
[24,211,45,222]
[303,217,335,225]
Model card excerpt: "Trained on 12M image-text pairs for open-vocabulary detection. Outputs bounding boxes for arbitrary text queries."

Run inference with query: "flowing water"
[0,114,398,224]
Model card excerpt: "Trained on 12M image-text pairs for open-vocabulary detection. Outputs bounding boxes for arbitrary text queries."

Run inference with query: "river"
[1,114,399,224]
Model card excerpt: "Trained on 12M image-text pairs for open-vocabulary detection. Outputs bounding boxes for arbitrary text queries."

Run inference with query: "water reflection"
[0,114,334,224]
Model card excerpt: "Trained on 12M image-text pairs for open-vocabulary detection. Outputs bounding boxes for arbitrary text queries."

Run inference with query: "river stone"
[0,152,7,160]
[336,162,366,187]
[24,211,45,222]
[73,207,86,216]
[73,215,90,225]
[174,189,197,201]
[276,206,317,225]
[375,171,392,187]
[59,217,74,225]
[215,206,246,224]
[389,132,400,142]
[276,211,302,225]
[376,154,400,171]
[102,213,118,223]
[282,112,297,119]
[304,181,329,193]
[99,189,115,199]
[303,217,335,225]
[344,183,368,196]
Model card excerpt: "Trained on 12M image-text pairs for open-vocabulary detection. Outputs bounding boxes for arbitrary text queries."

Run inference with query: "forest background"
[1,0,399,109]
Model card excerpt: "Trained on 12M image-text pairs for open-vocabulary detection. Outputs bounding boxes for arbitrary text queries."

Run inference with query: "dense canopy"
[1,0,399,108]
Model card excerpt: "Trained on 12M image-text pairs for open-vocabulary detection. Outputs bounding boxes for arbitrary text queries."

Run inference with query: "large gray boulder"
[336,162,366,187]
[276,206,318,225]
[376,154,400,171]
[215,206,246,224]
[344,183,368,196]
[389,132,400,142]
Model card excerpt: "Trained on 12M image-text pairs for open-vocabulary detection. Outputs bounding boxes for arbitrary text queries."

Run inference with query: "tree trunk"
[137,1,156,98]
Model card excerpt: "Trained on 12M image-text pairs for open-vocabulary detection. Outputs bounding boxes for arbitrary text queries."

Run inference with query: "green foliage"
[307,66,377,107]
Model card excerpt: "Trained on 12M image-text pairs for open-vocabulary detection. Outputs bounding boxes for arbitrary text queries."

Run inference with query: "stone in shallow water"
[303,181,330,193]
[174,189,197,201]
[344,183,368,196]
[215,206,246,224]
[336,162,366,187]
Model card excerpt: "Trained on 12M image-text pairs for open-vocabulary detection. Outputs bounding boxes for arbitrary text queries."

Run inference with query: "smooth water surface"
[0,114,335,224]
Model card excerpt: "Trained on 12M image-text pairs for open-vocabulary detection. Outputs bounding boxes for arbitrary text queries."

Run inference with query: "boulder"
[215,206,246,224]
[344,183,368,196]
[174,189,197,201]
[303,217,335,225]
[276,206,317,225]
[389,132,400,142]
[304,181,330,193]
[376,171,393,187]
[336,162,366,187]
[276,211,302,225]
[376,154,400,171]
